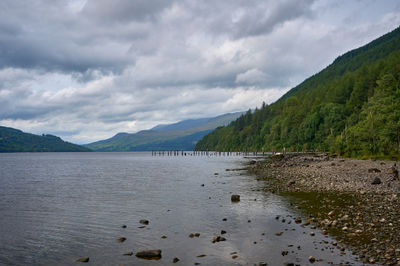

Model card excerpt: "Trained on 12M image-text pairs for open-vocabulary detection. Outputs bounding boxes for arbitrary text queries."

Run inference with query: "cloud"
[236,69,269,85]
[0,0,399,143]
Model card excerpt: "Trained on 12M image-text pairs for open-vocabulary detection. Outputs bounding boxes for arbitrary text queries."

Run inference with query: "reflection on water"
[0,152,359,265]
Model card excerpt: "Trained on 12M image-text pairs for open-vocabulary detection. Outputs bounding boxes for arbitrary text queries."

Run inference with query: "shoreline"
[248,153,400,265]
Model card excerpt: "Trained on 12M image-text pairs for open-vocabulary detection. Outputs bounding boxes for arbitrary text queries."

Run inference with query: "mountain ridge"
[85,112,244,151]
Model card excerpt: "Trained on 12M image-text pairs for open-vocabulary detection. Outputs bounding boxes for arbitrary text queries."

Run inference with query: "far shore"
[247,153,400,265]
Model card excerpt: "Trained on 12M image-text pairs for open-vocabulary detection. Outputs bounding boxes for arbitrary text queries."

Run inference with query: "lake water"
[0,152,360,265]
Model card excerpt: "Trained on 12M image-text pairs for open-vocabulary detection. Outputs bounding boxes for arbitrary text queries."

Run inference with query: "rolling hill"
[0,126,91,152]
[85,112,243,151]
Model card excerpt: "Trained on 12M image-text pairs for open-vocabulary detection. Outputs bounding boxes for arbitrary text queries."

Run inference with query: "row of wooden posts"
[151,150,279,157]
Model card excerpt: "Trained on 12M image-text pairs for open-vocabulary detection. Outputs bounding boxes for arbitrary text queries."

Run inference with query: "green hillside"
[0,126,91,152]
[195,27,400,158]
[85,112,243,151]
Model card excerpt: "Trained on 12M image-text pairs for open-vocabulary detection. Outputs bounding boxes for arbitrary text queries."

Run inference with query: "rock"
[173,257,180,263]
[221,230,227,235]
[295,217,302,224]
[194,233,200,237]
[121,224,127,228]
[161,235,167,239]
[212,236,226,243]
[390,166,399,179]
[201,184,204,187]
[258,262,268,266]
[275,232,283,236]
[287,180,296,186]
[123,252,133,256]
[310,232,315,236]
[189,233,195,238]
[231,194,240,202]
[117,237,127,242]
[368,168,381,173]
[197,254,206,258]
[139,219,149,225]
[249,160,257,165]
[309,256,316,263]
[136,249,162,259]
[281,250,288,256]
[76,257,89,263]
[232,255,238,259]
[328,210,335,217]
[222,218,227,221]
[214,173,219,175]
[371,177,382,185]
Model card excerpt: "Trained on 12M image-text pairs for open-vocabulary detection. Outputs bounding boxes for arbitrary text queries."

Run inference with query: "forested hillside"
[0,126,91,152]
[195,27,400,158]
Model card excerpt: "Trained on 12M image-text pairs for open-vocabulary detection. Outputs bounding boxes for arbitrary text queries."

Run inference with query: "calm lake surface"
[0,152,360,265]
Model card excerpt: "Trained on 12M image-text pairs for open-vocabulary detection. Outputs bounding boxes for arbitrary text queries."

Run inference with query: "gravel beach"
[248,153,400,265]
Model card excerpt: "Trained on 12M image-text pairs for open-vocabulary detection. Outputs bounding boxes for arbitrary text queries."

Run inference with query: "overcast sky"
[0,0,399,144]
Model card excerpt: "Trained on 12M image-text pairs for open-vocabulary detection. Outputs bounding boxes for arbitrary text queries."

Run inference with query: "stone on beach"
[371,177,382,185]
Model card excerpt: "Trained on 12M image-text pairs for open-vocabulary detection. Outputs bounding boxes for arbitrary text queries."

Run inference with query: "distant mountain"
[195,26,400,158]
[85,112,244,151]
[0,126,91,152]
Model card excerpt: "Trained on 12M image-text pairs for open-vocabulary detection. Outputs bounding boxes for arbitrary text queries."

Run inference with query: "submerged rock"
[76,257,89,263]
[123,252,133,256]
[139,219,149,225]
[212,236,226,243]
[231,194,240,202]
[136,249,162,259]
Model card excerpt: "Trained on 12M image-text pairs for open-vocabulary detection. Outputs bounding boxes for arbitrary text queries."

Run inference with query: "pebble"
[173,257,180,263]
[309,256,316,263]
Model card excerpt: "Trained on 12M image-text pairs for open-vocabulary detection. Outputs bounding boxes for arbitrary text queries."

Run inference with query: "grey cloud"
[81,0,173,23]
[1,0,399,143]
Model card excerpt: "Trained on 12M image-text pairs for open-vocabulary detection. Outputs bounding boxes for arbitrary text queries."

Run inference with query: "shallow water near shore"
[0,152,360,265]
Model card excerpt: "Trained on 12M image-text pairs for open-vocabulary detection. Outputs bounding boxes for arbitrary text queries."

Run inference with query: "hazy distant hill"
[195,26,400,158]
[85,112,243,151]
[0,126,91,152]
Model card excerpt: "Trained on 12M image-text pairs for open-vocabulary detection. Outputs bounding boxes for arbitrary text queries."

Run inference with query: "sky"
[0,0,399,144]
